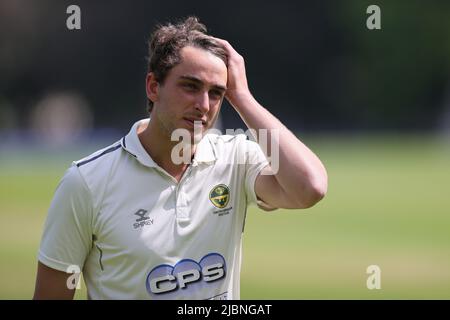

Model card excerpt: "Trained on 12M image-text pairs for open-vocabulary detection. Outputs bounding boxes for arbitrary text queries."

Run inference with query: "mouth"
[183,117,206,128]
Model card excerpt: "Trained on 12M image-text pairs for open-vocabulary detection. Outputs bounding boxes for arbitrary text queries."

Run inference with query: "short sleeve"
[38,165,93,272]
[242,139,269,206]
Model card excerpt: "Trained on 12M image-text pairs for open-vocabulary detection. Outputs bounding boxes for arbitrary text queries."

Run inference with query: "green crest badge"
[209,184,230,208]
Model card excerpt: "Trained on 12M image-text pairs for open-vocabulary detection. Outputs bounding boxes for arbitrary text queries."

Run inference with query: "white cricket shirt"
[38,119,269,299]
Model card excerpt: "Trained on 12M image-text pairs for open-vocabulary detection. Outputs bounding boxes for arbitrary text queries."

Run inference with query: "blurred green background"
[1,134,449,299]
[1,0,450,299]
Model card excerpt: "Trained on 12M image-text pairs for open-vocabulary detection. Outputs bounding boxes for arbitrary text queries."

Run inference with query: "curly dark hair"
[146,16,228,113]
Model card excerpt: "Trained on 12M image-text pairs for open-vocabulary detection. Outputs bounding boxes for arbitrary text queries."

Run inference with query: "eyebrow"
[179,75,227,92]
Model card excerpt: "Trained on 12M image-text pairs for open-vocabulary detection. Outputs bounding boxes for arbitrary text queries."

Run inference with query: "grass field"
[1,134,450,299]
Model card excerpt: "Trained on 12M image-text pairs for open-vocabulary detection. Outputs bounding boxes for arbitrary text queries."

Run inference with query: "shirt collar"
[192,134,217,165]
[121,118,217,168]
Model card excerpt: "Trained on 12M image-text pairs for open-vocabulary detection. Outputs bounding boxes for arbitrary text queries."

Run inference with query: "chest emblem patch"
[209,184,230,208]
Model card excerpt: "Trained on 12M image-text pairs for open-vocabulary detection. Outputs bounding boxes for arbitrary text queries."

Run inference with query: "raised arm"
[214,38,328,209]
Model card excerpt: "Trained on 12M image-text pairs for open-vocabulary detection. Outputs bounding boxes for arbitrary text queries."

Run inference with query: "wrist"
[226,89,254,109]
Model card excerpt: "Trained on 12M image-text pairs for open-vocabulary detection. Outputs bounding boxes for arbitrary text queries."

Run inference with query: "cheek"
[208,102,221,117]
[174,86,196,103]
[212,97,223,110]
[161,90,187,113]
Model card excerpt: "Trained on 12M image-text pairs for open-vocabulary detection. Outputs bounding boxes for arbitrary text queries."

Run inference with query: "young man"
[33,17,327,299]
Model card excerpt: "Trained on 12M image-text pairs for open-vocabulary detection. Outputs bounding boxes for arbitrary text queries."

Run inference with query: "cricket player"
[33,16,328,299]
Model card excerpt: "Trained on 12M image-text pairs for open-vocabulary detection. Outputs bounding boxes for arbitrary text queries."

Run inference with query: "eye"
[183,83,198,91]
[209,90,223,99]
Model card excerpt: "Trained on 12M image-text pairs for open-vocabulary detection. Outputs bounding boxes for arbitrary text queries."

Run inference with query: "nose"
[195,91,210,114]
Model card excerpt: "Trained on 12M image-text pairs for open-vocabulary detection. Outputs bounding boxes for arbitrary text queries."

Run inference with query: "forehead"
[168,46,227,87]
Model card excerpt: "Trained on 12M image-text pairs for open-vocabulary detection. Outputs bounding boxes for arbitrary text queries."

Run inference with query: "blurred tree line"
[1,0,449,133]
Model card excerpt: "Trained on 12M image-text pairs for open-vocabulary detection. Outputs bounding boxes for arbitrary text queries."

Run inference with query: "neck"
[138,117,195,182]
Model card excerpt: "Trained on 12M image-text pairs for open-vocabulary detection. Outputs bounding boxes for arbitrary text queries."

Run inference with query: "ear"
[146,72,159,104]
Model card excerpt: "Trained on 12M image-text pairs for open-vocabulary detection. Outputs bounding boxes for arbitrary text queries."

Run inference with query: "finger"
[213,37,245,67]
[212,37,236,54]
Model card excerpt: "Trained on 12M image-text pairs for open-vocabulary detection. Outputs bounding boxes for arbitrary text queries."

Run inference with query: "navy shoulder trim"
[76,144,121,167]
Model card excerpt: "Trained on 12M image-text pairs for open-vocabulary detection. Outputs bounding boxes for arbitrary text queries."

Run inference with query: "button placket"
[175,166,193,221]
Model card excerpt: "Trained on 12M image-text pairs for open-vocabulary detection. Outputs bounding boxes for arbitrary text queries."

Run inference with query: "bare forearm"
[214,37,327,207]
[229,91,328,205]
